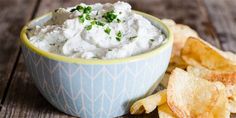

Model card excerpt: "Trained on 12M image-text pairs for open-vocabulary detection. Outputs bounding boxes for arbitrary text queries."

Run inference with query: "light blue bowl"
[20,11,173,118]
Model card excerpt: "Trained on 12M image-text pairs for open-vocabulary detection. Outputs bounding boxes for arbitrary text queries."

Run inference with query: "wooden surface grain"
[204,0,236,52]
[0,0,38,108]
[0,56,73,118]
[0,0,235,117]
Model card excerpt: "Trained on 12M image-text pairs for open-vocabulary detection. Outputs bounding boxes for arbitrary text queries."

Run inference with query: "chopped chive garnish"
[117,18,121,23]
[91,20,96,25]
[72,5,92,14]
[86,25,93,30]
[85,14,91,20]
[129,36,137,41]
[102,10,117,23]
[104,27,111,34]
[150,39,155,42]
[117,31,122,37]
[116,31,122,41]
[96,21,105,26]
[116,37,121,41]
[70,8,77,12]
[78,15,85,23]
[76,5,84,12]
[83,6,92,14]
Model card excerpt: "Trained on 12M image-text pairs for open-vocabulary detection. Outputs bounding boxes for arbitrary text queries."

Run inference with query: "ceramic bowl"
[20,11,173,118]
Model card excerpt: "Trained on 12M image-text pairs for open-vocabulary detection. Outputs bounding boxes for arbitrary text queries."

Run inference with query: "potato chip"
[130,89,167,114]
[161,19,176,27]
[181,37,236,71]
[187,66,236,114]
[225,85,236,113]
[222,52,236,64]
[167,56,188,73]
[172,24,199,56]
[158,103,177,118]
[162,19,199,76]
[196,40,236,64]
[162,19,199,57]
[212,82,231,118]
[187,66,236,86]
[226,85,236,99]
[191,37,236,64]
[167,68,229,118]
[228,95,236,113]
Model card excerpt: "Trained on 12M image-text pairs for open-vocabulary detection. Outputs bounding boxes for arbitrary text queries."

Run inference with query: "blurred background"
[0,0,235,117]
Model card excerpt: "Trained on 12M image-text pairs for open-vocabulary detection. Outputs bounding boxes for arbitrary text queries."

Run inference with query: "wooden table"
[0,0,235,117]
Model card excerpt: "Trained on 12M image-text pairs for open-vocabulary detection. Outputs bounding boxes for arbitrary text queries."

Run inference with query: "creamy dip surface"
[28,1,166,59]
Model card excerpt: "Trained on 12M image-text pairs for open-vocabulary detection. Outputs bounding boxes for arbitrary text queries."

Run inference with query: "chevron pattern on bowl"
[22,43,171,118]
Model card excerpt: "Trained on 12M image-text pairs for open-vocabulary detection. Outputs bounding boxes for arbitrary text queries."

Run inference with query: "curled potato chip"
[130,89,167,114]
[162,19,198,75]
[167,68,229,118]
[211,83,231,118]
[187,66,236,86]
[171,24,199,57]
[161,19,176,27]
[158,103,177,118]
[222,52,236,64]
[181,37,236,71]
[225,85,236,113]
[226,85,236,99]
[187,66,236,114]
[162,19,199,57]
[167,56,188,73]
[228,95,236,113]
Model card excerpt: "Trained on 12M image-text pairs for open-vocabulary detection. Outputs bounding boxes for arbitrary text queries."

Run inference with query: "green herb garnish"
[116,31,122,41]
[129,36,137,41]
[117,31,122,37]
[117,18,121,23]
[78,15,85,23]
[86,25,93,30]
[85,14,91,20]
[49,43,56,46]
[104,27,111,34]
[70,8,77,12]
[71,5,92,14]
[102,10,117,23]
[91,20,96,25]
[116,37,121,41]
[96,21,105,26]
[76,5,84,12]
[83,6,92,14]
[150,39,155,42]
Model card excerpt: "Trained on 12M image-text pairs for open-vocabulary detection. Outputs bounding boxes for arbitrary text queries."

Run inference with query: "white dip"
[28,1,166,59]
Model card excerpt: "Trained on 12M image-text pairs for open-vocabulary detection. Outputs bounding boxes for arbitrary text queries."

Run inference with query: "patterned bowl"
[20,11,173,118]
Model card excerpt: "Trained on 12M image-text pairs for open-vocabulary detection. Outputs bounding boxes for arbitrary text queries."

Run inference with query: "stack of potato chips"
[130,19,236,118]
